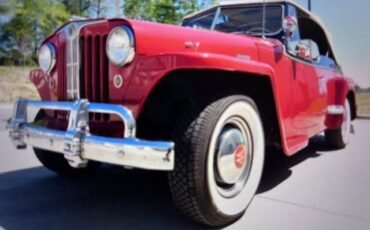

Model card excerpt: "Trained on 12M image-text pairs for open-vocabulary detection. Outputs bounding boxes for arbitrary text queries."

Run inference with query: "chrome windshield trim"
[210,7,221,30]
[218,4,284,36]
[184,4,284,37]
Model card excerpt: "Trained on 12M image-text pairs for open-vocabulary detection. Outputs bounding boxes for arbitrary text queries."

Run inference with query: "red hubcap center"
[234,145,247,169]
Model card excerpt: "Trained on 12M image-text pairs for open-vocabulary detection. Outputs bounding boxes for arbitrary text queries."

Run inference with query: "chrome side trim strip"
[8,98,175,171]
[327,105,345,115]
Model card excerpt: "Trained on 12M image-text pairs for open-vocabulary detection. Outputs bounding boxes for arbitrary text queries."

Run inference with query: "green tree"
[89,0,111,18]
[1,0,70,65]
[152,0,178,24]
[0,0,14,19]
[123,0,153,20]
[0,5,7,13]
[61,0,91,17]
[123,0,216,24]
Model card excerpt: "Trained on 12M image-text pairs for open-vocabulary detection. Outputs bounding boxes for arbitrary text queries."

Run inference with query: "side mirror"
[295,39,320,61]
[282,16,298,37]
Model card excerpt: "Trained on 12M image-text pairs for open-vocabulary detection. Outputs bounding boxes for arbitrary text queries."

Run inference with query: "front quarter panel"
[30,69,52,101]
[123,52,275,118]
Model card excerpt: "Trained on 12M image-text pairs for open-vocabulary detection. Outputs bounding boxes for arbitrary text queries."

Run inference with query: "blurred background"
[0,0,369,115]
[0,0,216,66]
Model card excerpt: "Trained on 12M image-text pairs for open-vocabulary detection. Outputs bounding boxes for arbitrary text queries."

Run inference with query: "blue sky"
[220,0,370,87]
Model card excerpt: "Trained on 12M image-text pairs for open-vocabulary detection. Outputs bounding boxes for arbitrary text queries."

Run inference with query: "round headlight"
[106,26,135,66]
[38,43,56,74]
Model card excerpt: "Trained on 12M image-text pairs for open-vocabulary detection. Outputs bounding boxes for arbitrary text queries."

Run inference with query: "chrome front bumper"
[8,98,175,171]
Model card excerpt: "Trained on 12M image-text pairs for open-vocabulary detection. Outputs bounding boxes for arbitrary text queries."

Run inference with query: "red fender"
[325,77,353,129]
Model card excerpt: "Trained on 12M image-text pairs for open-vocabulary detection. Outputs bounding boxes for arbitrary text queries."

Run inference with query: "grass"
[0,66,39,103]
[0,66,369,116]
[356,91,370,116]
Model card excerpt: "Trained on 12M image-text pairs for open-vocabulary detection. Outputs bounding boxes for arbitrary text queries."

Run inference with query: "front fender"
[29,69,53,101]
[123,52,293,155]
[124,52,277,118]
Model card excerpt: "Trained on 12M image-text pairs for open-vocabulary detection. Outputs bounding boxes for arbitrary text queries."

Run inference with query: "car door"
[294,57,330,135]
[285,5,327,135]
[290,58,323,131]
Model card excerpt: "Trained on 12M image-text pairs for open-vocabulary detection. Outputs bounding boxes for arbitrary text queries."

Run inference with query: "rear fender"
[325,77,353,129]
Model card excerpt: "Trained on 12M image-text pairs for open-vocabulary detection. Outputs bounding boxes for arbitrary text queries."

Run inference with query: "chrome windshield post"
[210,6,221,30]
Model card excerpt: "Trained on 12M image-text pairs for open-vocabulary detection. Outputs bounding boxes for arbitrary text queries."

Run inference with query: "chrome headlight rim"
[106,26,135,67]
[38,43,56,74]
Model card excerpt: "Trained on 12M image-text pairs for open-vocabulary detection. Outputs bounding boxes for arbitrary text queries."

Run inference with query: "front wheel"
[168,95,265,226]
[34,148,100,176]
[325,99,352,149]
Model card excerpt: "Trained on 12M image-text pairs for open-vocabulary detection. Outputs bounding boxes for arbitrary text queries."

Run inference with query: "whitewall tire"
[169,95,265,226]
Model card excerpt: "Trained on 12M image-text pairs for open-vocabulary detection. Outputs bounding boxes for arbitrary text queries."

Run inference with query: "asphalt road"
[1,104,370,230]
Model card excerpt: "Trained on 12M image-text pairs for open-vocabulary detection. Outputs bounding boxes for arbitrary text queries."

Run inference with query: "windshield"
[183,5,283,36]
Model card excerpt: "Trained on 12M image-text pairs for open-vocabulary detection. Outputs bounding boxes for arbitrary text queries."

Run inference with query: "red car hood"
[125,19,261,61]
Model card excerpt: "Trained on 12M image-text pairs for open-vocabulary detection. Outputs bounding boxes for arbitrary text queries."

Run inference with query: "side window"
[292,6,337,67]
[286,4,336,68]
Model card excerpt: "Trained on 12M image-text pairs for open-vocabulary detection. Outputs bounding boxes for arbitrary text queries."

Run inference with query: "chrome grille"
[66,24,80,99]
[80,35,109,102]
[61,20,105,100]
[56,33,67,101]
[80,34,110,121]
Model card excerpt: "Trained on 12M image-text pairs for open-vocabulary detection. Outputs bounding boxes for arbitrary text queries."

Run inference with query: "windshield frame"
[182,4,285,37]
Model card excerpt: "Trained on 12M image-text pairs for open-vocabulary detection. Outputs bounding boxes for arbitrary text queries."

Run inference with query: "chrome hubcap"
[214,117,252,198]
[216,129,247,184]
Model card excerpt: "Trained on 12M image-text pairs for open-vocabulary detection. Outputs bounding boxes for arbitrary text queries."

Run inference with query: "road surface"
[0,104,370,230]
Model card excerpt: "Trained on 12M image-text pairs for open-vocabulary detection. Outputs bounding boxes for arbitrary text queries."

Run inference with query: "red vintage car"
[8,0,357,226]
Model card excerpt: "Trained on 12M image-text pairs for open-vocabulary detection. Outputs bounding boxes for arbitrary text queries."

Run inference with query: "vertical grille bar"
[86,36,92,100]
[66,31,80,100]
[95,36,101,120]
[55,39,67,120]
[57,40,66,101]
[102,35,110,121]
[103,35,109,104]
[79,36,85,98]
[91,36,97,103]
[100,36,105,103]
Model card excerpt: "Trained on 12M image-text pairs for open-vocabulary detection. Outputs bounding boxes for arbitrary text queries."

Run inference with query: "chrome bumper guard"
[8,98,175,171]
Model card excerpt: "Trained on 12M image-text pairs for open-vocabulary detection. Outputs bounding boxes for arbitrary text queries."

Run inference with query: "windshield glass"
[183,5,283,36]
[184,11,217,30]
